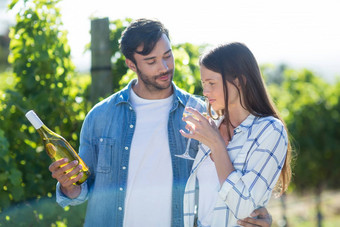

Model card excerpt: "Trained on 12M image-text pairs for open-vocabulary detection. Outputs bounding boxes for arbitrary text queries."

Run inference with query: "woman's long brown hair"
[200,42,292,194]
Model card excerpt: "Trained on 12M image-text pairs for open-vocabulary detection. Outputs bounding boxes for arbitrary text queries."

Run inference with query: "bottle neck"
[37,125,53,139]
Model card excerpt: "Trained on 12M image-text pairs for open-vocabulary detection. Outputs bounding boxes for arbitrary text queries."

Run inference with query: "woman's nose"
[203,87,209,97]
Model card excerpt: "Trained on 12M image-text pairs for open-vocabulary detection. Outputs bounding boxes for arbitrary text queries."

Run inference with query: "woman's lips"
[208,99,216,104]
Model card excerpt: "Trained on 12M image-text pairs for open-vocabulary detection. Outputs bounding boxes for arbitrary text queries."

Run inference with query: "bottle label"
[46,143,57,158]
[25,110,44,129]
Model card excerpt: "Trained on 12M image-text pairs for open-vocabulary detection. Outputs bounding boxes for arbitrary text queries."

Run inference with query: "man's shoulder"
[172,82,192,103]
[87,88,129,118]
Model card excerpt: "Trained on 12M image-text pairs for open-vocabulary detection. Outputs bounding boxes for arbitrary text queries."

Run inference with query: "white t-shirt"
[123,89,173,227]
[196,155,220,226]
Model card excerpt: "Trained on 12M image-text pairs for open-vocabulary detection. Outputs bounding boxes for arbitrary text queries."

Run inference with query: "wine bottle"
[25,110,90,185]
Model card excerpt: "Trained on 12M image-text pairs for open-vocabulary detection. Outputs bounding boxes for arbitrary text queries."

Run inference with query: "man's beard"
[136,67,174,91]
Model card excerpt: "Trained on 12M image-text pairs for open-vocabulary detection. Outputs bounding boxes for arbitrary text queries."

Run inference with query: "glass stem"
[185,138,192,154]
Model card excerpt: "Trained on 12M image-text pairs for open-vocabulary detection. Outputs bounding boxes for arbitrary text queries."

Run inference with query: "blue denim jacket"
[56,79,198,227]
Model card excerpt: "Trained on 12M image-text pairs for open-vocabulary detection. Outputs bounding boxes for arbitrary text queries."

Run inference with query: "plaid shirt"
[183,114,288,227]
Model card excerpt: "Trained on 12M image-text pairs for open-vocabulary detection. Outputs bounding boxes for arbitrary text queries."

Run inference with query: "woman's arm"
[218,120,288,219]
[181,109,287,219]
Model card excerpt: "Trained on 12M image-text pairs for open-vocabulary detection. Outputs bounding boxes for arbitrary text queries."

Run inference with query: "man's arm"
[237,207,272,227]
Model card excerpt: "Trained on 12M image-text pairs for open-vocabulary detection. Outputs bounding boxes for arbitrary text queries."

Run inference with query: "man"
[49,18,271,227]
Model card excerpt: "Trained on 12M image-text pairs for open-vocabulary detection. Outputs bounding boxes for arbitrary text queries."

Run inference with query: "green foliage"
[0,32,10,71]
[172,43,208,95]
[0,71,18,92]
[0,129,19,212]
[109,18,132,93]
[267,68,340,193]
[0,196,86,226]
[0,0,88,224]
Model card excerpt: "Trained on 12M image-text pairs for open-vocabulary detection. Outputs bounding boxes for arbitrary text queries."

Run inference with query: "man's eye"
[147,61,155,65]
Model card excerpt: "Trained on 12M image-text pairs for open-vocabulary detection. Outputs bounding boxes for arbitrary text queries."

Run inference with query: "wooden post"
[90,17,112,103]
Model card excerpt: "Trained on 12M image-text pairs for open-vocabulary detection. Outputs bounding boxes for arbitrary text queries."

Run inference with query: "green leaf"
[0,191,11,210]
[8,0,19,10]
[0,173,8,188]
[9,168,22,186]
[10,186,24,201]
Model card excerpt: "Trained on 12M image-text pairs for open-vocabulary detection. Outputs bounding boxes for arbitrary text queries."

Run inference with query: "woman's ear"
[235,76,246,87]
[233,78,241,88]
[125,59,137,72]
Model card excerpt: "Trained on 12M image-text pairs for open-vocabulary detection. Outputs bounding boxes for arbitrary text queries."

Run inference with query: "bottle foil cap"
[25,110,44,129]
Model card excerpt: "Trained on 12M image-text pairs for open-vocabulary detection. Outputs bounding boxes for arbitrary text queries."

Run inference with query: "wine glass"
[175,95,207,160]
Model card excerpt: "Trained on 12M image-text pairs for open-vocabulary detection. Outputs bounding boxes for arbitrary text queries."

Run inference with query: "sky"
[1,0,340,82]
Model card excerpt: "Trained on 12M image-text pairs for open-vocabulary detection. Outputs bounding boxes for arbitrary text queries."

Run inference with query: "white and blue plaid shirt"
[183,114,288,227]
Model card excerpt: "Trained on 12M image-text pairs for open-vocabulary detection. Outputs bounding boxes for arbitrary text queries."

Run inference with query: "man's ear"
[125,59,137,72]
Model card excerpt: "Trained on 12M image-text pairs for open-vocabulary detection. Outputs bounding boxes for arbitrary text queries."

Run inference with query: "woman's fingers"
[185,107,207,122]
[238,217,270,227]
[179,129,194,138]
[237,219,259,226]
[237,206,272,227]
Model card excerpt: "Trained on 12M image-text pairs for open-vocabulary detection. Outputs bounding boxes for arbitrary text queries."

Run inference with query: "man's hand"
[237,207,272,227]
[49,158,83,199]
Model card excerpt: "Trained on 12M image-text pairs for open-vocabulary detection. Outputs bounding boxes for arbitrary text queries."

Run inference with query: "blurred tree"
[0,0,12,72]
[269,68,340,227]
[0,0,87,225]
[327,79,340,189]
[0,30,10,71]
[108,18,132,93]
[261,63,287,86]
[172,42,208,95]
[90,18,112,103]
[85,17,132,97]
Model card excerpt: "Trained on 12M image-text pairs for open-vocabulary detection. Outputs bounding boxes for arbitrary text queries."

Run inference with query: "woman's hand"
[237,207,272,227]
[180,107,224,150]
[181,107,234,185]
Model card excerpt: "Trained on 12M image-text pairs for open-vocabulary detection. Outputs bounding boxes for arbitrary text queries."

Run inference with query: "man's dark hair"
[119,18,170,64]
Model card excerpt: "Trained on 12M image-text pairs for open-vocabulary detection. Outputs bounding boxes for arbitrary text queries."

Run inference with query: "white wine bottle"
[25,110,90,185]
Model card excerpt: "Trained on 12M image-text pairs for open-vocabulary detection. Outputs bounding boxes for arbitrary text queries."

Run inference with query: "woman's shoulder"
[255,115,285,128]
[252,115,288,140]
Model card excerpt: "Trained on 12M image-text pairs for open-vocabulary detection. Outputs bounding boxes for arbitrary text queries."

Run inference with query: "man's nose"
[159,59,169,73]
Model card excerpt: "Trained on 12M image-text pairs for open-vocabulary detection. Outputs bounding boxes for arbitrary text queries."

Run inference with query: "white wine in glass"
[175,95,207,160]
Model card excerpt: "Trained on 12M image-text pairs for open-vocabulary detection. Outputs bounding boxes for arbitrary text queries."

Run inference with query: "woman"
[181,42,292,227]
